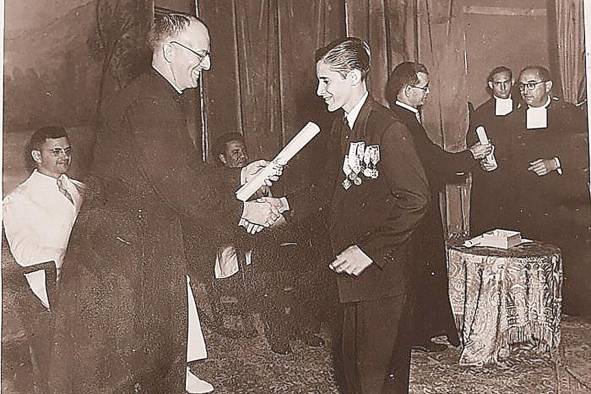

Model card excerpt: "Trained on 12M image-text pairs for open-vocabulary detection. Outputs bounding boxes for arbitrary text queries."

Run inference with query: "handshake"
[238,160,289,234]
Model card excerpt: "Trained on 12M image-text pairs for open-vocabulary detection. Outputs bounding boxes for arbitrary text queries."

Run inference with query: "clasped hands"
[239,160,287,234]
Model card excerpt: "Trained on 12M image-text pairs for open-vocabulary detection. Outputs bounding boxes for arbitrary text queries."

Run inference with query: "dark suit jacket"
[289,96,430,303]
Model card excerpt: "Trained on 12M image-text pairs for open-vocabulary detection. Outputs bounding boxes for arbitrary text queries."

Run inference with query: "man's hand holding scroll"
[241,160,283,187]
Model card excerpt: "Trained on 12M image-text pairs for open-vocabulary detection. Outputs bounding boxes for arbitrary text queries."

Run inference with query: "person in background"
[502,65,589,316]
[468,66,516,235]
[2,126,84,393]
[386,62,492,353]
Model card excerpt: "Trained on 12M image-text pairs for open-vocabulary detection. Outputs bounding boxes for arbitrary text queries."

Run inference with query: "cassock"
[390,103,471,347]
[49,68,242,393]
[288,96,429,393]
[468,97,517,235]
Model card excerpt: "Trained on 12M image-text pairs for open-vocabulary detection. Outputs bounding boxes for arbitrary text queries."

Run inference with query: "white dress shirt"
[2,170,84,308]
[346,92,369,129]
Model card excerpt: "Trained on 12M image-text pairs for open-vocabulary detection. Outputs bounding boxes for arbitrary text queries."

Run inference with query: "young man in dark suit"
[270,37,430,393]
[386,62,491,354]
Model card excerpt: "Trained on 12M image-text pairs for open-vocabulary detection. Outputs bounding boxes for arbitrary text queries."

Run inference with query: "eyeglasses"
[410,84,430,92]
[518,80,547,91]
[46,147,73,156]
[170,41,210,65]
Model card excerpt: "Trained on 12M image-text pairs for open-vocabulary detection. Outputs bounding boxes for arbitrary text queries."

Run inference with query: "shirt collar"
[527,96,551,110]
[395,100,419,114]
[345,92,369,129]
[494,96,512,104]
[31,169,63,185]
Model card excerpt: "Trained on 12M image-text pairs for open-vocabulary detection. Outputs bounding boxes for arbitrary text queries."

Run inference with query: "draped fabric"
[199,0,345,190]
[448,241,563,366]
[344,0,417,106]
[95,0,153,113]
[551,0,586,104]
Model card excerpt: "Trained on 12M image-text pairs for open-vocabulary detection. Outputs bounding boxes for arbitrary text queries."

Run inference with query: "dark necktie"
[57,176,75,205]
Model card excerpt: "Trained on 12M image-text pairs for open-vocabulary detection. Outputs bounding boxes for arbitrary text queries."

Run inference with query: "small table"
[447,240,562,366]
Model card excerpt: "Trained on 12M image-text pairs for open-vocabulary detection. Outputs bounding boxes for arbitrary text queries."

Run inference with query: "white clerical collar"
[345,92,369,129]
[494,96,513,116]
[395,100,419,114]
[526,97,551,129]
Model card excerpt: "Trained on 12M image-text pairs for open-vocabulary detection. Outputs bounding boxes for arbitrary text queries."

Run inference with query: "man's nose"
[201,55,211,71]
[316,83,324,96]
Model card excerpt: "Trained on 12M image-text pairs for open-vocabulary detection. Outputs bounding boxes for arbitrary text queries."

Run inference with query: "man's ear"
[162,43,174,63]
[219,154,227,166]
[487,81,494,90]
[544,80,553,92]
[347,69,362,86]
[31,150,42,164]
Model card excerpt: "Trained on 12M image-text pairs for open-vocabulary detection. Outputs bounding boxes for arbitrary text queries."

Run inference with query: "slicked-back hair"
[315,37,371,80]
[520,65,551,82]
[386,61,428,103]
[26,126,69,170]
[487,66,512,82]
[148,10,203,50]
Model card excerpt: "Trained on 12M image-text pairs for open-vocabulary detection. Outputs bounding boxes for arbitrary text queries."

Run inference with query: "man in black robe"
[467,66,517,235]
[49,11,282,393]
[386,62,492,352]
[501,66,589,315]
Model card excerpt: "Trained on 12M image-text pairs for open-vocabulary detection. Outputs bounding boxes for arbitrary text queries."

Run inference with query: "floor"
[2,313,590,393]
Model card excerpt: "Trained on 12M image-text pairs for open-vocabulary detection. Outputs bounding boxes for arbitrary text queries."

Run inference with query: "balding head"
[150,11,211,92]
[518,65,552,107]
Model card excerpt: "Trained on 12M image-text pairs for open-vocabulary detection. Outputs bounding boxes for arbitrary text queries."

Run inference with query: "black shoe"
[270,340,292,355]
[412,340,447,353]
[302,334,325,348]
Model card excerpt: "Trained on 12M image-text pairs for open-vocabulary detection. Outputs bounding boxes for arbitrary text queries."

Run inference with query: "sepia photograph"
[1,0,590,393]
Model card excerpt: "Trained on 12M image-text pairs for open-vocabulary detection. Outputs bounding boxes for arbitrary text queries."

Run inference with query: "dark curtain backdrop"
[199,0,345,190]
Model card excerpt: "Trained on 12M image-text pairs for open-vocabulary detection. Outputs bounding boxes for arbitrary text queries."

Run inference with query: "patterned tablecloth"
[447,240,562,366]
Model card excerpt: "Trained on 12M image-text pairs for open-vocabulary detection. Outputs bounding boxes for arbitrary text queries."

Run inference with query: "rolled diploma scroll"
[475,126,497,169]
[235,122,321,202]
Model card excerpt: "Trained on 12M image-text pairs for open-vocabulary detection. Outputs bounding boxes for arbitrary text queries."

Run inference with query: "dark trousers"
[340,294,411,394]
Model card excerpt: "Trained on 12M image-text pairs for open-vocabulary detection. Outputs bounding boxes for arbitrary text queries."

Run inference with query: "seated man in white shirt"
[2,126,84,393]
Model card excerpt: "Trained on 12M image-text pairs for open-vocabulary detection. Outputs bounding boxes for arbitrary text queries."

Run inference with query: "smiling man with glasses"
[48,10,284,394]
[497,65,589,317]
[3,126,85,393]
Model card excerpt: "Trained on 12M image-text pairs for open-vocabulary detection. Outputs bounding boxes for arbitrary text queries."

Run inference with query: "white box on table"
[480,229,522,249]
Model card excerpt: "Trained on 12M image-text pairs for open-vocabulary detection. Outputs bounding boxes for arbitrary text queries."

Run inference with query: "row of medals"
[342,141,380,190]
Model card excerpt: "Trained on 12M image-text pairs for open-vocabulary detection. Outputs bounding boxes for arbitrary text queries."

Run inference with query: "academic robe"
[49,69,242,393]
[468,97,517,235]
[390,104,471,346]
